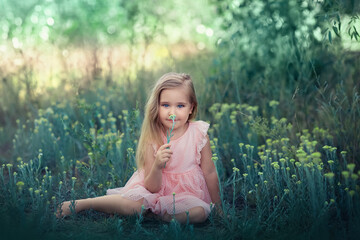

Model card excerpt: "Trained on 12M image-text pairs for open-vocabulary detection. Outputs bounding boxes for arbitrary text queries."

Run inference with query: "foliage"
[0,0,216,46]
[0,0,360,239]
[1,97,360,239]
[204,0,360,161]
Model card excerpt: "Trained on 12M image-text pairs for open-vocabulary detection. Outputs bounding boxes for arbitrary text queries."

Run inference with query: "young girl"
[58,72,221,223]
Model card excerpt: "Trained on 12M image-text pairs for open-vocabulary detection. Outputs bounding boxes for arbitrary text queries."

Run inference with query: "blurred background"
[0,0,360,238]
[1,0,359,162]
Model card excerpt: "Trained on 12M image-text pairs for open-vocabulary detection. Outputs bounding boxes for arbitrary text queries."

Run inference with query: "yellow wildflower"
[16,181,24,190]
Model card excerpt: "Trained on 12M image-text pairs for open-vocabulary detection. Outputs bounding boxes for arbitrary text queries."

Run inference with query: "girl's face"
[158,86,193,134]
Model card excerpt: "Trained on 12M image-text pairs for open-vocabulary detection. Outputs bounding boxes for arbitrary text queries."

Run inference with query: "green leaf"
[332,26,340,37]
[328,31,332,43]
[353,26,359,41]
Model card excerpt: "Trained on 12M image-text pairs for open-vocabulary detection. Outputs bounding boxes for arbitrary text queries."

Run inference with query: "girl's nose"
[169,109,175,115]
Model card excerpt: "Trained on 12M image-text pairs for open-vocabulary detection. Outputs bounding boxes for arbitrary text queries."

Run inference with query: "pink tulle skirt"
[106,166,212,217]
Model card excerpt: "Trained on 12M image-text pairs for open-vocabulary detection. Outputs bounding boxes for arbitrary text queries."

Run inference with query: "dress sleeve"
[195,121,210,165]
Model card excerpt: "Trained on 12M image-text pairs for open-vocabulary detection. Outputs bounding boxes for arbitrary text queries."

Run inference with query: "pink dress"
[106,121,212,217]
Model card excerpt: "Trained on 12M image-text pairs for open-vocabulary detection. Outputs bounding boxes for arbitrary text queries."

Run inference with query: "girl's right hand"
[155,143,172,169]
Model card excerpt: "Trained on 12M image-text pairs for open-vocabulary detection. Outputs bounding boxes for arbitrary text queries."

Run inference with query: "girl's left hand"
[154,143,172,169]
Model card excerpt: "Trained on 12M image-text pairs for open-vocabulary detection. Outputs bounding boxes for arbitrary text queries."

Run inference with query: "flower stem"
[164,115,176,168]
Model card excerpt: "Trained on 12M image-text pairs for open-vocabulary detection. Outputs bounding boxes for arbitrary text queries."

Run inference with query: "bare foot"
[56,201,75,218]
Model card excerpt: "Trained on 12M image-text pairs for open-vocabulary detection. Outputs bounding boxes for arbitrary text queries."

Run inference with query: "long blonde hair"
[136,72,198,169]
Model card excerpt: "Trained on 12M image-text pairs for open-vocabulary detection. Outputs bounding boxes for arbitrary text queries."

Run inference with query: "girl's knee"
[133,200,144,213]
[124,197,144,214]
[162,207,207,224]
[192,207,207,223]
[162,212,172,222]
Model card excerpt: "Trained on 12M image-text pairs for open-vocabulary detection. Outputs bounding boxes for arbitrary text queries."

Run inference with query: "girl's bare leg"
[162,206,206,224]
[57,195,143,217]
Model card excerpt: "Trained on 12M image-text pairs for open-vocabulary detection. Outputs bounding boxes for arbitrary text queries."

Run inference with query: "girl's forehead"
[159,86,191,102]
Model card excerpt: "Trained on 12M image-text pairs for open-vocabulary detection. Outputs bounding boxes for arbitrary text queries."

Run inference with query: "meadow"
[1,0,360,239]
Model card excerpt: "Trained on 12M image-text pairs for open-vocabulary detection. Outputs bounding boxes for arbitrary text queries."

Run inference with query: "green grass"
[1,86,359,239]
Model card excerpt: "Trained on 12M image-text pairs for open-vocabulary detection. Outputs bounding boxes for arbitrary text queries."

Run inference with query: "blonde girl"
[58,72,221,223]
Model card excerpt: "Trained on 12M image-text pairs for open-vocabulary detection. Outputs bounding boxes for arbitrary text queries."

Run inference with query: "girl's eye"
[162,104,169,107]
[177,105,185,108]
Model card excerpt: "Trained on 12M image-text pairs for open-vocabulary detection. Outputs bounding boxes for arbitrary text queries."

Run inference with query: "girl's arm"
[200,135,221,207]
[144,143,172,193]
